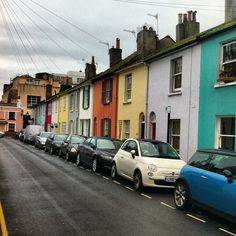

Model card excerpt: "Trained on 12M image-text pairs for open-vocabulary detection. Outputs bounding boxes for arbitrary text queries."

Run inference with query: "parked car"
[111,139,186,191]
[174,149,236,224]
[45,133,68,155]
[76,137,123,172]
[24,125,44,143]
[35,132,53,149]
[0,131,5,138]
[59,134,86,161]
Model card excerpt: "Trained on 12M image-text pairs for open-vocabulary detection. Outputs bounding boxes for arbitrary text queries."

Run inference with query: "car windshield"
[71,136,85,144]
[54,134,68,141]
[139,141,180,159]
[112,140,123,150]
[41,133,51,138]
[97,139,116,150]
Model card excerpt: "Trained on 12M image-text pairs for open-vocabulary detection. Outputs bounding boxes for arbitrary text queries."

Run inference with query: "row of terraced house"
[28,12,236,162]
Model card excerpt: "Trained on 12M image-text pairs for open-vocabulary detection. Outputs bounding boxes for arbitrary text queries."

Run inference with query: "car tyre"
[50,146,54,155]
[92,157,99,172]
[58,149,62,158]
[111,163,118,180]
[133,171,143,191]
[174,181,191,210]
[66,152,70,162]
[76,153,82,166]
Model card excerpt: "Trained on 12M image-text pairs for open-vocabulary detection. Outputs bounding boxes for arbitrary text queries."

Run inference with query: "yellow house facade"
[58,91,69,133]
[117,63,147,140]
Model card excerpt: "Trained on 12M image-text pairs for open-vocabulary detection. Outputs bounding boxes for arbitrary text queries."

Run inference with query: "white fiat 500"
[111,139,186,191]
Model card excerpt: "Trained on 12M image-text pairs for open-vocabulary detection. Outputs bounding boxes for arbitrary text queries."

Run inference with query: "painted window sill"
[123,100,132,105]
[214,82,236,88]
[168,92,182,97]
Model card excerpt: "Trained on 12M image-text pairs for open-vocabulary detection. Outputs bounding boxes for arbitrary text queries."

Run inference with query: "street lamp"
[147,13,158,37]
[166,106,171,143]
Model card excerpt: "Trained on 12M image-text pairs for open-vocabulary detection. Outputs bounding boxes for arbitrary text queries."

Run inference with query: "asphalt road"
[0,138,235,236]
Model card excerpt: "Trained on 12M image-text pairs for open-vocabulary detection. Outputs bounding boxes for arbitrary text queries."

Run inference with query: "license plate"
[165,176,176,182]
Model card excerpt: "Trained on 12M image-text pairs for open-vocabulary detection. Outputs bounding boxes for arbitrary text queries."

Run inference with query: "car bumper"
[142,172,180,188]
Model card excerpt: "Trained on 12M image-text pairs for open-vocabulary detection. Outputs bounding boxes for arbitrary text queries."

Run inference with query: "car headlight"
[103,155,113,160]
[148,164,158,172]
[71,147,77,152]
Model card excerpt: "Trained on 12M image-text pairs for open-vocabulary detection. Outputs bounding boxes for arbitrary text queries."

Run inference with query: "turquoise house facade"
[198,21,236,150]
[35,102,46,129]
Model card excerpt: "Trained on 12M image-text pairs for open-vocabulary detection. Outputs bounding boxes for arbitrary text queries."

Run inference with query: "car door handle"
[201,175,208,179]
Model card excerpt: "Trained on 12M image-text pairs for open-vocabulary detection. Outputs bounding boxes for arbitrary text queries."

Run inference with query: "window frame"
[124,74,132,102]
[216,116,235,150]
[170,119,180,153]
[27,95,41,108]
[8,112,16,120]
[102,78,113,105]
[171,57,182,92]
[83,86,90,110]
[123,120,130,139]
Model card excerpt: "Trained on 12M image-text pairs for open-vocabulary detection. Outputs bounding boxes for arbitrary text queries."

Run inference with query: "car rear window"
[97,139,116,150]
[71,136,85,144]
[54,134,68,141]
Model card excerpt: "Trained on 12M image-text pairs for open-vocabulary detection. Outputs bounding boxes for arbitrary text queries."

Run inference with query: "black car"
[59,134,86,161]
[45,133,68,155]
[76,137,123,172]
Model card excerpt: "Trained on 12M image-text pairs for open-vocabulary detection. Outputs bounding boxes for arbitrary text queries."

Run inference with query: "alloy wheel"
[92,158,97,172]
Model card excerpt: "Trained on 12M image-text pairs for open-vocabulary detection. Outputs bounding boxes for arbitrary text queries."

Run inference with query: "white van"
[24,125,44,143]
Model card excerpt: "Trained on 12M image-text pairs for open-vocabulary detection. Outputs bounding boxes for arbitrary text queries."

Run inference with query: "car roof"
[197,149,236,157]
[126,138,168,144]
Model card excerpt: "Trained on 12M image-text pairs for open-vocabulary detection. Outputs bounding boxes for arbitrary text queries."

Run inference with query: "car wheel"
[58,149,62,158]
[92,157,99,172]
[111,163,118,180]
[133,171,143,191]
[66,152,70,162]
[174,181,191,210]
[44,146,47,152]
[76,153,82,166]
[50,147,54,155]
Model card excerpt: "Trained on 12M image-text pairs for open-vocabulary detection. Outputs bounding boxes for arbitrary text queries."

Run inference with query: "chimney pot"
[116,38,120,49]
[178,13,183,24]
[183,13,187,22]
[187,11,192,21]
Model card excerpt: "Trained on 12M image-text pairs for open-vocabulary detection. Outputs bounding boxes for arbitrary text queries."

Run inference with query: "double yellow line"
[0,202,8,236]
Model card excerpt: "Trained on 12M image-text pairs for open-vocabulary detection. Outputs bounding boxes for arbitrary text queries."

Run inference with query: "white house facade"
[147,44,201,162]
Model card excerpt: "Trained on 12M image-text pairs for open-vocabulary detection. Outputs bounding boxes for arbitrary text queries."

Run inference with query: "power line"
[0,2,26,74]
[3,0,51,73]
[112,0,228,12]
[12,0,80,64]
[0,0,39,72]
[28,0,104,43]
[17,0,92,57]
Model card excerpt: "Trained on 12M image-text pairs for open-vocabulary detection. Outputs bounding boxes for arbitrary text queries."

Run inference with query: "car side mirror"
[91,144,96,150]
[130,150,136,158]
[223,169,234,184]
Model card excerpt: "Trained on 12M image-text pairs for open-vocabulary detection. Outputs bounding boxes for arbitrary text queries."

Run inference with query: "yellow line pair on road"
[0,202,8,236]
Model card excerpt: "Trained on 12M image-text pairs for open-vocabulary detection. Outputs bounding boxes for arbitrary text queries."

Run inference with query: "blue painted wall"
[198,28,236,149]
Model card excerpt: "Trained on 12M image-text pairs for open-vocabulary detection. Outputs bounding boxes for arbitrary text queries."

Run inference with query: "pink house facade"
[0,103,23,133]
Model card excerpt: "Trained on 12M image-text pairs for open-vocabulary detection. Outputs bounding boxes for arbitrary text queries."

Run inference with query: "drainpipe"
[145,62,150,139]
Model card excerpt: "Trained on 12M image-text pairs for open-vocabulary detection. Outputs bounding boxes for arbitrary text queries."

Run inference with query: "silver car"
[35,132,53,149]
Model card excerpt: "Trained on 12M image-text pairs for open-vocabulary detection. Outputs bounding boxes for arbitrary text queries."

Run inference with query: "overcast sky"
[0,0,226,97]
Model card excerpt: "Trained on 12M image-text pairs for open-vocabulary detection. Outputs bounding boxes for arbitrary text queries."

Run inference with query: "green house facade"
[198,21,236,150]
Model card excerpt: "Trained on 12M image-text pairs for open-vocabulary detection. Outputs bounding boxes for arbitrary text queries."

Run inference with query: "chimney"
[46,84,52,100]
[225,0,236,21]
[85,56,96,80]
[176,10,200,42]
[109,38,122,67]
[137,25,157,55]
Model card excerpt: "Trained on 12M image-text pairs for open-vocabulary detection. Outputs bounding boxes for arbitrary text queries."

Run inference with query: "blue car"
[174,149,236,224]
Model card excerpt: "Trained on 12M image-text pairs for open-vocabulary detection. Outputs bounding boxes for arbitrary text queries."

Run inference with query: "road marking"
[113,180,120,185]
[79,166,84,169]
[125,186,135,191]
[161,202,176,209]
[186,214,206,223]
[140,193,152,199]
[219,228,236,236]
[86,169,91,172]
[96,173,100,176]
[0,202,8,236]
[102,176,109,180]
